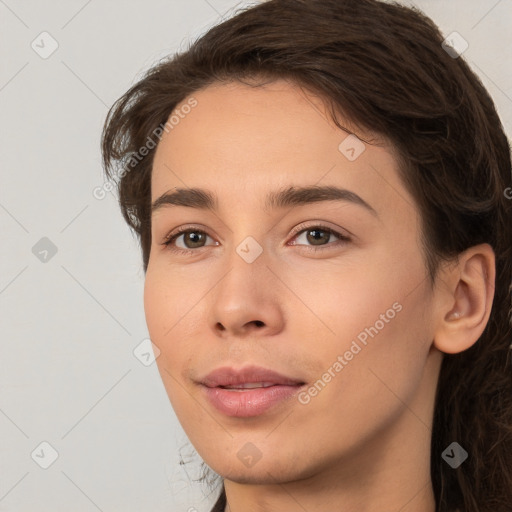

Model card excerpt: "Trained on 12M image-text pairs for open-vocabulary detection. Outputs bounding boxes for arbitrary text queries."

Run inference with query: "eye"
[162,226,217,254]
[289,223,351,252]
[161,223,351,255]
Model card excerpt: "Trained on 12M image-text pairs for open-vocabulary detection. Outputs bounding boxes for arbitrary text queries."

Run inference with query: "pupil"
[308,229,329,245]
[186,232,204,248]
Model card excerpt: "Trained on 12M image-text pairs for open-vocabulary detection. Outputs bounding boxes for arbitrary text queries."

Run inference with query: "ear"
[433,243,496,355]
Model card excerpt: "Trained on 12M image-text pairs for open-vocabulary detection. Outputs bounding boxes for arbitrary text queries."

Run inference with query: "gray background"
[1,1,511,511]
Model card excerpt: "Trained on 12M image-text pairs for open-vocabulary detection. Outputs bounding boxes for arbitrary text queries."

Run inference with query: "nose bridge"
[234,232,266,266]
[221,231,269,294]
[209,227,283,336]
[222,204,269,268]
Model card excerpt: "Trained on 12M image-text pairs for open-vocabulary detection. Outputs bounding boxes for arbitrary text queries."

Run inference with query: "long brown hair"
[101,1,512,510]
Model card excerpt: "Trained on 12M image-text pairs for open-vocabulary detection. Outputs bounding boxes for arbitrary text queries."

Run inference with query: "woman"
[101,0,512,510]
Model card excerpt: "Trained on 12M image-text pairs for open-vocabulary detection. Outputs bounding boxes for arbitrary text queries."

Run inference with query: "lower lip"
[202,384,304,417]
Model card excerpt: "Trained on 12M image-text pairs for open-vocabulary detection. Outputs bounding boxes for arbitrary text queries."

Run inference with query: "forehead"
[161,79,344,162]
[150,79,414,221]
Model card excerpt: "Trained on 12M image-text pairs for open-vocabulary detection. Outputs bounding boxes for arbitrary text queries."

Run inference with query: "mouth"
[199,366,306,417]
[219,382,280,390]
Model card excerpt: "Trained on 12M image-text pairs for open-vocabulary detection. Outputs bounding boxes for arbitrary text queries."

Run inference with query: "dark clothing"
[210,488,226,512]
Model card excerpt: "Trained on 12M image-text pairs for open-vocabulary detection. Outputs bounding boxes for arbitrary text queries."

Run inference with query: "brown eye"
[305,228,332,246]
[292,225,349,250]
[180,231,208,249]
[163,228,215,253]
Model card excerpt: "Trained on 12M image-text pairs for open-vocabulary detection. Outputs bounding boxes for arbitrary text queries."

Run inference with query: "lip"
[199,365,305,417]
[201,365,304,388]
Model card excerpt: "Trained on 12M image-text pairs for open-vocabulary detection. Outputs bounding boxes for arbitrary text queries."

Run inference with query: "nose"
[208,241,285,339]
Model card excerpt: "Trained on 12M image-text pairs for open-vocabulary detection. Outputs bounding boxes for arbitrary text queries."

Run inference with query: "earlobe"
[433,244,496,355]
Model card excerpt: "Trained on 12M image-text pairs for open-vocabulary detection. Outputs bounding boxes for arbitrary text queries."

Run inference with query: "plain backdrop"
[1,1,511,511]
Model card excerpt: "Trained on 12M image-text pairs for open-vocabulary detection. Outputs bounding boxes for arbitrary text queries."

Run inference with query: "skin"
[144,79,495,512]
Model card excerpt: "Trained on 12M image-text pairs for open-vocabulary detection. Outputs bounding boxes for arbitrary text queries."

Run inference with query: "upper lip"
[200,365,305,388]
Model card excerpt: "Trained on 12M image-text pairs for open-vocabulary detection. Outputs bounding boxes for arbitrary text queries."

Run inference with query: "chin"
[210,454,314,486]
[220,466,295,486]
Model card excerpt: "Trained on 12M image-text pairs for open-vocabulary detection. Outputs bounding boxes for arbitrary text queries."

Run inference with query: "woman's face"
[144,79,442,485]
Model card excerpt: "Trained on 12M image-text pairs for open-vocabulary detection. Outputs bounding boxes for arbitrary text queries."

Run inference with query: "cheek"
[143,262,199,341]
[316,282,433,426]
[143,271,166,341]
[143,264,207,391]
[287,290,434,465]
[306,242,432,394]
[143,269,186,374]
[144,272,196,416]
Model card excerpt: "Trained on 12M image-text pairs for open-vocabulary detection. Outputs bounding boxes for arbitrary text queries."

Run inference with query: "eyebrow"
[151,185,378,217]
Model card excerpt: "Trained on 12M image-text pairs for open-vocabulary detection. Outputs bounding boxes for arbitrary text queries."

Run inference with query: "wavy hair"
[101,1,512,510]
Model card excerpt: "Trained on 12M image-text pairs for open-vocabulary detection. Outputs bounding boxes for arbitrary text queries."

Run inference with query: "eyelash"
[161,223,351,255]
